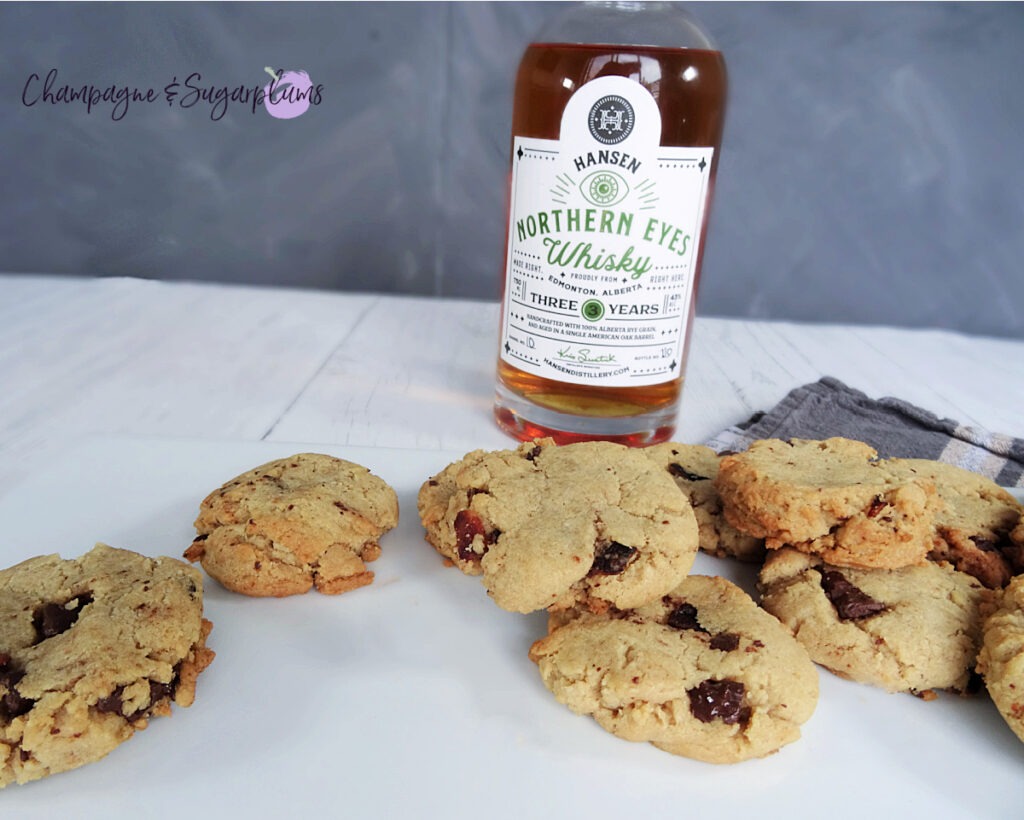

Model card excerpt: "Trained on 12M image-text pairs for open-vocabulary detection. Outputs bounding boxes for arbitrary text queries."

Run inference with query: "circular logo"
[263,69,314,120]
[588,95,635,145]
[581,299,606,322]
[581,170,629,207]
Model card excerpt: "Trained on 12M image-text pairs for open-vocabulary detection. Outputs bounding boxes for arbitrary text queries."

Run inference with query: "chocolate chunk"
[95,688,125,715]
[687,679,750,725]
[820,570,886,620]
[666,607,740,650]
[969,535,998,553]
[454,509,497,562]
[96,678,177,722]
[589,541,637,576]
[148,679,175,705]
[667,463,709,482]
[665,602,706,632]
[709,632,741,652]
[0,655,35,722]
[32,593,93,643]
[524,445,543,462]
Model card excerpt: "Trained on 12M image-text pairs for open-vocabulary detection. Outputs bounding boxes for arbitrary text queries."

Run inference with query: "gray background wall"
[1,2,1022,338]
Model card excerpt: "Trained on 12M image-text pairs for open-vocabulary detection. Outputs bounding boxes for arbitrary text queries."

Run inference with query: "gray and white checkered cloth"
[705,377,1024,488]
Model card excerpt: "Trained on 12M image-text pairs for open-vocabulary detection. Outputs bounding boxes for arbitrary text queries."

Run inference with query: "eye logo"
[263,66,313,119]
[581,170,629,207]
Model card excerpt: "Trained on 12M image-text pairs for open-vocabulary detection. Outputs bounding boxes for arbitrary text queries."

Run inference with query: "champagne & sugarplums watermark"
[20,67,323,121]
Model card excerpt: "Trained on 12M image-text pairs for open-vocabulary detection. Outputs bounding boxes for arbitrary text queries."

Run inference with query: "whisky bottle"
[493,1,727,445]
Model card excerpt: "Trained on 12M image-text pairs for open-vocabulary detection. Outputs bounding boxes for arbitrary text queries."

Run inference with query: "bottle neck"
[533,1,719,50]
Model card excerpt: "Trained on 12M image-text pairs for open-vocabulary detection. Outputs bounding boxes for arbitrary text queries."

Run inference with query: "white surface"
[0,436,1021,818]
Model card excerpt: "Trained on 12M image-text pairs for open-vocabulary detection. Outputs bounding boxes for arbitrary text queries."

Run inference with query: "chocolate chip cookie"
[888,459,1024,588]
[528,574,819,763]
[715,437,940,569]
[976,574,1024,744]
[643,442,765,563]
[185,453,399,597]
[759,547,989,694]
[417,439,699,614]
[0,544,214,788]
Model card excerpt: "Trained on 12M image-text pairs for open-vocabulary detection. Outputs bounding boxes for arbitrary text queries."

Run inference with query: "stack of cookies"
[417,438,820,764]
[705,437,1024,749]
[418,435,1024,762]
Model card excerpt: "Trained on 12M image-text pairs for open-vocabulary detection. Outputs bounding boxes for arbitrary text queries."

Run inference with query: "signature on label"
[556,347,616,364]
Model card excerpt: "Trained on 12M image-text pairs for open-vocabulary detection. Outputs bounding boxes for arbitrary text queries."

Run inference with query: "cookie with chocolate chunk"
[759,547,989,694]
[417,439,698,614]
[528,575,818,764]
[0,544,214,788]
[888,459,1024,588]
[644,442,765,562]
[185,453,399,597]
[715,438,940,569]
[976,574,1024,743]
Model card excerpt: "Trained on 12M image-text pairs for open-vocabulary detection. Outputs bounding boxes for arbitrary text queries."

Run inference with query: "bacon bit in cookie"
[687,679,751,725]
[667,463,709,482]
[589,541,637,576]
[454,509,498,562]
[665,601,707,632]
[32,593,94,643]
[915,689,939,702]
[866,497,887,518]
[0,654,34,722]
[820,570,886,621]
[184,538,207,562]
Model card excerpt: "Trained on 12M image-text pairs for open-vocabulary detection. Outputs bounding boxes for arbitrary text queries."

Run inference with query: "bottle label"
[500,75,713,388]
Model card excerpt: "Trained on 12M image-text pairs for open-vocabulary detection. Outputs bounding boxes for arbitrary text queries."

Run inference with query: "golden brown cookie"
[185,453,398,597]
[643,442,765,562]
[759,547,989,695]
[888,459,1024,588]
[417,439,698,614]
[715,438,939,569]
[528,575,818,764]
[976,574,1024,743]
[0,544,214,788]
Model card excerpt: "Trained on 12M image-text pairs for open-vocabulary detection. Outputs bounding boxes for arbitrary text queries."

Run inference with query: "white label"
[500,76,713,388]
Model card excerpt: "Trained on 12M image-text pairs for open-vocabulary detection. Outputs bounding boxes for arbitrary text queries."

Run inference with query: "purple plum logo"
[263,67,314,119]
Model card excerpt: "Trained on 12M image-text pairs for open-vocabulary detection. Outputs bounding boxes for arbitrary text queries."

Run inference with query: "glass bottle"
[493,1,727,445]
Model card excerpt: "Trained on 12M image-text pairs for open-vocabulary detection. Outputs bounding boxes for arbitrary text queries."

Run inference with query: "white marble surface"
[2,273,1023,499]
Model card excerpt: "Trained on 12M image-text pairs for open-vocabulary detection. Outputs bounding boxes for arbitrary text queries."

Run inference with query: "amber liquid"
[494,42,727,445]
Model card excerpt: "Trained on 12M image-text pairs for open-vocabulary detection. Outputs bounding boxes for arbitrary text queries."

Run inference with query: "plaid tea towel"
[705,377,1024,488]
